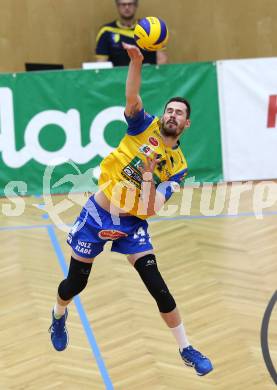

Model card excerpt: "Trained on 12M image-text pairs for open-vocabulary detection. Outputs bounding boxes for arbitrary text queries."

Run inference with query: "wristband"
[142,172,153,182]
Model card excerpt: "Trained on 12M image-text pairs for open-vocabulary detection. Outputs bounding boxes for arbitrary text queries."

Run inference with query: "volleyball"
[134,17,168,51]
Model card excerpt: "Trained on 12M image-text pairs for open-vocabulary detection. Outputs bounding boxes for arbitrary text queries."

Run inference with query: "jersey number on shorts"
[133,227,146,239]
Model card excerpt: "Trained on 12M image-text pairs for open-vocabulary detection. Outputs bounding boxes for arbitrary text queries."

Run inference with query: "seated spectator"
[95,0,167,66]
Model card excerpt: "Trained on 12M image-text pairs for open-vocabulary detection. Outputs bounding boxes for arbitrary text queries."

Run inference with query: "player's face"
[161,101,191,137]
[117,1,137,20]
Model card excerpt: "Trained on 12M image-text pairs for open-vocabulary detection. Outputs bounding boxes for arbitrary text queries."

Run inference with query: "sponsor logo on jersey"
[148,137,159,147]
[139,144,152,156]
[123,166,133,177]
[120,156,144,188]
[139,144,156,158]
[98,229,128,240]
[122,164,142,188]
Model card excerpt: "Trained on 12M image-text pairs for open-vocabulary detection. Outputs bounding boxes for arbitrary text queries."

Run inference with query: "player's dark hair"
[164,97,191,119]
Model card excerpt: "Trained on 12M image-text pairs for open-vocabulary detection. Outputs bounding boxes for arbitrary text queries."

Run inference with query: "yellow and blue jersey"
[95,20,157,66]
[98,108,188,219]
[67,109,188,257]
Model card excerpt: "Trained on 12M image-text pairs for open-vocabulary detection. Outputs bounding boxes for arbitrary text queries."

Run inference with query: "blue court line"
[46,225,114,390]
[149,210,277,222]
[1,209,277,233]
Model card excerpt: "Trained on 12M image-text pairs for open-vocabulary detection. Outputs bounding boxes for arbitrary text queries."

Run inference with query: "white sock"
[170,323,190,351]
[53,303,66,319]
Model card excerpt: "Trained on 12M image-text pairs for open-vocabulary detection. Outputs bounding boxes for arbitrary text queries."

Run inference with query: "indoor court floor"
[0,183,276,390]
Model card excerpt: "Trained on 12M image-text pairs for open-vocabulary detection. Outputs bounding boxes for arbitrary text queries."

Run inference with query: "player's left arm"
[138,155,159,217]
[154,168,188,212]
[139,156,188,217]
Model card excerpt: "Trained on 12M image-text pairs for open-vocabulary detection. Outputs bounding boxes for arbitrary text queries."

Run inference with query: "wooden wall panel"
[0,0,276,72]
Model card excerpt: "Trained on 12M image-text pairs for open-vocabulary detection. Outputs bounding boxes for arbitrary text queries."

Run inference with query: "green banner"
[0,63,222,197]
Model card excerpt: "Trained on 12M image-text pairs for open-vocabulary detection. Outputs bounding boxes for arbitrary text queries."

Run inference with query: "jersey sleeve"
[95,27,110,56]
[124,109,155,135]
[156,168,188,201]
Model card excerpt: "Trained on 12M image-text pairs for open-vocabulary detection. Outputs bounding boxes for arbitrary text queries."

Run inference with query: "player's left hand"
[139,154,160,182]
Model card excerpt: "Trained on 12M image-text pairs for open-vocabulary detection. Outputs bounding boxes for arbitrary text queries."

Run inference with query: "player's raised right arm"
[123,43,144,117]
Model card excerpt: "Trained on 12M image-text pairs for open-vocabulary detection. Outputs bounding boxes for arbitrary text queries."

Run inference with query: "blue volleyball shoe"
[179,345,213,376]
[49,308,69,351]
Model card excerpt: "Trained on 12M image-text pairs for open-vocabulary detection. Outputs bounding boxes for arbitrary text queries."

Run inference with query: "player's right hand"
[122,42,144,62]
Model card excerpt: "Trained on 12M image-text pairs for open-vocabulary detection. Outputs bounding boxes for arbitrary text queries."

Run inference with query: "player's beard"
[160,118,183,137]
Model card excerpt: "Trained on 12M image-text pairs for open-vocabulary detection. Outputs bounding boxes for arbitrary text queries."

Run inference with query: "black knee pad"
[134,254,176,313]
[58,256,92,301]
